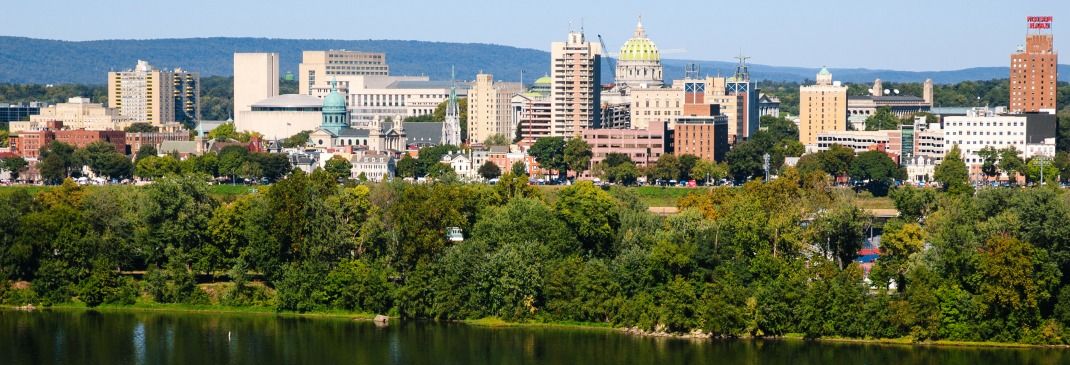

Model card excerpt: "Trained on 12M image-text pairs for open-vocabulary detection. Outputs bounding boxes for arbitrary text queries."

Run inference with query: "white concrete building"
[108,60,199,125]
[233,53,279,125]
[236,94,323,140]
[943,108,1056,179]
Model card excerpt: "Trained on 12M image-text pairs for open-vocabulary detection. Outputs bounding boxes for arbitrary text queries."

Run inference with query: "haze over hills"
[0,36,1066,85]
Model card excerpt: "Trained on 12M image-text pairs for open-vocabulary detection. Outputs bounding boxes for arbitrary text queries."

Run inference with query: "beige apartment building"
[550,31,603,137]
[9,97,132,133]
[467,73,523,144]
[108,60,199,125]
[299,50,389,95]
[630,87,682,130]
[798,68,847,145]
[233,53,280,125]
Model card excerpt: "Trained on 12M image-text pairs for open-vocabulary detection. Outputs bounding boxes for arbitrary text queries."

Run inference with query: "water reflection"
[0,309,1066,365]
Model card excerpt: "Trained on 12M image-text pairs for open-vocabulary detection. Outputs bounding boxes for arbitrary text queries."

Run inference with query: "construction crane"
[597,34,616,86]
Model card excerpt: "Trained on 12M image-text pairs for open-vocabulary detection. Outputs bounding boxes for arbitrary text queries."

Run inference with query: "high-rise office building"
[467,73,524,144]
[107,60,199,125]
[799,67,847,145]
[299,50,389,95]
[550,30,602,137]
[1010,16,1057,113]
[233,53,280,125]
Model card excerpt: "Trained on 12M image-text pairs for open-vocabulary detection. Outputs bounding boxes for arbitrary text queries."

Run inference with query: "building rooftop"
[383,121,444,146]
[251,94,324,109]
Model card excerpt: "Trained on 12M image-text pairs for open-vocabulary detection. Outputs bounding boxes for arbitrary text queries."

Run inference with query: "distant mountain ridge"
[0,36,1066,85]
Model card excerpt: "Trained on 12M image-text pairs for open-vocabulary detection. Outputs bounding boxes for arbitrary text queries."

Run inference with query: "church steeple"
[443,66,462,146]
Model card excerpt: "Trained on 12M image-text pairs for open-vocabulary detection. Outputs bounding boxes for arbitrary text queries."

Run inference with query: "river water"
[1,309,1066,364]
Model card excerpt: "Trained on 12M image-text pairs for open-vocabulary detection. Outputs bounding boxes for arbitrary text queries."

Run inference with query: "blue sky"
[3,0,1066,71]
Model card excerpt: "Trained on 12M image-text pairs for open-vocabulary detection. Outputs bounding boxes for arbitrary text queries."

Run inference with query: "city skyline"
[1,0,1066,71]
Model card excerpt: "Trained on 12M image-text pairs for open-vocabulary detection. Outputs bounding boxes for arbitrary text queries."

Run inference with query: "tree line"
[5,156,1070,344]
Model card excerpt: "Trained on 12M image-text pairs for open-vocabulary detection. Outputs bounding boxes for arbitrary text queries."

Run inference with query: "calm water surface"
[1,309,1067,365]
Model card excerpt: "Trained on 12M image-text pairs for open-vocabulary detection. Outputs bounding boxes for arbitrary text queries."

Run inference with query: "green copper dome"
[818,67,831,76]
[618,19,660,62]
[322,80,347,113]
[533,75,551,85]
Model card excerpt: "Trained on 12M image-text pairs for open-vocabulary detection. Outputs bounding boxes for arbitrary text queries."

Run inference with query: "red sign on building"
[1028,16,1053,29]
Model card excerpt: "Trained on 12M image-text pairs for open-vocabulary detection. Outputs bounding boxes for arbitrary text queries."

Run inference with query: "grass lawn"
[537,185,701,207]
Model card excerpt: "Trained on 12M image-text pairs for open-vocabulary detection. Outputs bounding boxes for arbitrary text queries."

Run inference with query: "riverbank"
[1,302,379,322]
[3,304,1065,350]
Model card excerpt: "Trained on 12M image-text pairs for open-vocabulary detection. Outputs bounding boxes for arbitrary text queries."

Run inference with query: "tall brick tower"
[1010,16,1057,113]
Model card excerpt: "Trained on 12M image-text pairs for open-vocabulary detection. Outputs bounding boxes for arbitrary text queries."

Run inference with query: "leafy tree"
[563,137,593,178]
[397,154,418,178]
[473,197,575,256]
[652,153,680,182]
[848,150,902,196]
[281,130,311,148]
[555,181,620,256]
[323,155,353,181]
[864,107,899,130]
[1,156,28,180]
[324,259,395,313]
[874,222,925,291]
[217,145,249,182]
[1054,151,1070,182]
[124,122,158,133]
[37,141,79,184]
[934,145,971,195]
[810,202,868,269]
[249,152,291,182]
[510,160,526,176]
[135,145,158,161]
[820,145,855,180]
[529,137,566,179]
[691,160,728,185]
[484,134,511,146]
[135,155,180,180]
[998,146,1026,182]
[477,161,501,180]
[1025,157,1059,186]
[977,234,1057,339]
[677,154,700,181]
[977,146,1000,180]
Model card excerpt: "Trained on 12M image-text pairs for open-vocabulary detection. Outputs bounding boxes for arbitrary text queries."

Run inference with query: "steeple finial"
[634,16,646,38]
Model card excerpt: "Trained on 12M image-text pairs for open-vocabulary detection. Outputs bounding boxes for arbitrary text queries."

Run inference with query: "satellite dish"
[893,89,900,95]
[883,89,890,95]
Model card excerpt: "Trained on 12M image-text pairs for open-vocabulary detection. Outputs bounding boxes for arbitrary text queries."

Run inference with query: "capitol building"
[615,18,664,90]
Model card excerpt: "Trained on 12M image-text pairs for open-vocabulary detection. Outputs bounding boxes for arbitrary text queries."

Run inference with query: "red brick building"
[11,121,126,159]
[1010,16,1058,113]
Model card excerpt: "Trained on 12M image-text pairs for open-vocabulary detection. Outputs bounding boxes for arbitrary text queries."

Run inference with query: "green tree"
[677,154,700,181]
[282,130,311,148]
[510,160,526,176]
[690,160,728,185]
[934,145,972,195]
[1025,157,1059,186]
[998,146,1026,182]
[977,146,1000,180]
[529,137,566,179]
[563,137,593,178]
[323,155,353,181]
[874,222,925,291]
[135,145,158,161]
[810,202,868,269]
[555,181,620,256]
[484,134,511,146]
[848,150,903,196]
[477,161,501,180]
[124,122,158,133]
[1,156,28,181]
[652,153,680,183]
[864,107,900,130]
[37,141,79,184]
[397,154,418,178]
